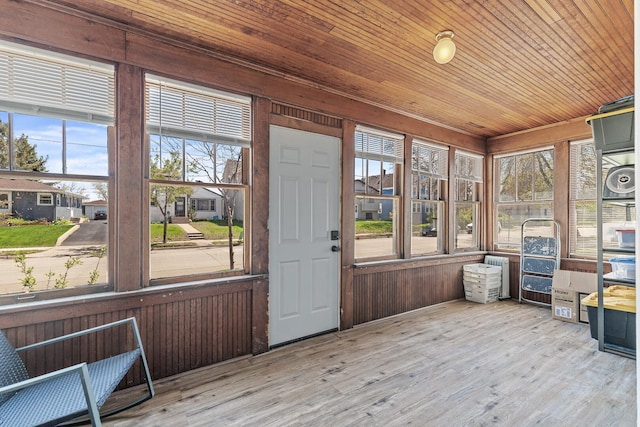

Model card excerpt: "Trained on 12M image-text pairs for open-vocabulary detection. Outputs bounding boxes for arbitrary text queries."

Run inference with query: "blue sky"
[2,112,108,200]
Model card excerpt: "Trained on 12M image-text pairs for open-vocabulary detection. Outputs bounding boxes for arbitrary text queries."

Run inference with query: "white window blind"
[412,140,449,179]
[0,41,114,125]
[455,151,484,182]
[355,125,404,162]
[146,75,252,146]
[570,140,597,200]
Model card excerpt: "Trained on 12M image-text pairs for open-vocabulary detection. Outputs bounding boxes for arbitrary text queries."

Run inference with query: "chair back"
[0,331,29,405]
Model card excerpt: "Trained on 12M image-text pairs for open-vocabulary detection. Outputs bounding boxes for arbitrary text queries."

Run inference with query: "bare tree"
[93,182,108,201]
[56,182,88,199]
[186,141,243,269]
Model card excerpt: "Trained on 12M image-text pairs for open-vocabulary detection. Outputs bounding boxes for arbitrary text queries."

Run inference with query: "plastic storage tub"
[609,256,635,279]
[616,229,635,248]
[582,286,636,350]
[587,95,634,152]
[462,263,502,304]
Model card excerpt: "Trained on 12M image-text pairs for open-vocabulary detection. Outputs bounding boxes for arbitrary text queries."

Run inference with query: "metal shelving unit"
[590,95,636,359]
[596,149,635,359]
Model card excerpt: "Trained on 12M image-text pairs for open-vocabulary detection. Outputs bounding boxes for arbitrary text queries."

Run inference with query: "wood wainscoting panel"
[351,255,484,325]
[0,279,257,387]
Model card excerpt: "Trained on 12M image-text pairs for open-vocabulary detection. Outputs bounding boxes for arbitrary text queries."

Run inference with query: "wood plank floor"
[104,300,636,426]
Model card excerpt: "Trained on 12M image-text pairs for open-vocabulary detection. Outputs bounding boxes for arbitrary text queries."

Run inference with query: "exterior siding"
[12,191,55,221]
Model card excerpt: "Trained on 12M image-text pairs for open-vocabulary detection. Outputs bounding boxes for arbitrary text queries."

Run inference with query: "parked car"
[421,226,437,237]
[466,223,473,234]
[94,210,107,220]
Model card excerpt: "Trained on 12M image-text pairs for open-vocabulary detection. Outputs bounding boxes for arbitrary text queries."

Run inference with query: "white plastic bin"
[463,263,502,303]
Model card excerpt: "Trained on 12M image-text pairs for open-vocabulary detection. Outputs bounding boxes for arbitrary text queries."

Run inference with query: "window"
[0,40,113,300]
[494,148,554,251]
[354,125,404,260]
[410,140,447,255]
[569,140,597,257]
[454,151,483,251]
[192,198,216,212]
[146,75,250,281]
[570,140,636,257]
[38,193,53,206]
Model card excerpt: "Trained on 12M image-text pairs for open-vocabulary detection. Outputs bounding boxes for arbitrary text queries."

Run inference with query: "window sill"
[0,274,267,314]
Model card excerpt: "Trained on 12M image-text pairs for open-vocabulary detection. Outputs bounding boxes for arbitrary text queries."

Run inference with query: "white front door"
[269,125,340,346]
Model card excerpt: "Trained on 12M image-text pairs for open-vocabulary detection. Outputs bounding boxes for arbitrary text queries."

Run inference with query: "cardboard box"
[551,270,597,324]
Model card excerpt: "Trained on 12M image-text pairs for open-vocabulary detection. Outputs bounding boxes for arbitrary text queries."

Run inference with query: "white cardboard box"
[551,270,597,324]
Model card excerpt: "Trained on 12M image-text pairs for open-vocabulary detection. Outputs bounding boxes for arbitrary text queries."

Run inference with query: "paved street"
[0,242,245,295]
[0,227,479,295]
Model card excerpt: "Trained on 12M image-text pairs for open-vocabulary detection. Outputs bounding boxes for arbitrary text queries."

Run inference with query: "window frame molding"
[145,74,252,284]
[493,146,556,252]
[409,138,449,256]
[353,125,405,262]
[37,192,53,206]
[453,149,484,252]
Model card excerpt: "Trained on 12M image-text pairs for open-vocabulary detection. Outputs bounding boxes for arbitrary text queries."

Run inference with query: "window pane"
[366,159,382,195]
[574,144,597,199]
[412,173,441,200]
[355,157,395,196]
[455,203,478,250]
[150,135,184,181]
[354,196,398,259]
[12,114,60,173]
[66,121,109,176]
[534,150,553,200]
[186,139,243,184]
[498,156,516,202]
[516,153,533,201]
[456,178,475,202]
[354,156,366,193]
[496,148,553,252]
[381,160,396,194]
[150,184,245,279]
[571,200,597,256]
[412,141,448,178]
[411,200,443,255]
[496,203,553,250]
[0,178,108,295]
[570,142,597,257]
[0,111,7,169]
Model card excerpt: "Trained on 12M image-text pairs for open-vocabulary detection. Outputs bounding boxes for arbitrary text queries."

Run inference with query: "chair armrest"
[0,362,90,395]
[0,362,102,426]
[15,317,141,353]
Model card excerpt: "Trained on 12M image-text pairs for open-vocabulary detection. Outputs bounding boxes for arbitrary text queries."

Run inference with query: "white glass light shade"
[433,32,456,64]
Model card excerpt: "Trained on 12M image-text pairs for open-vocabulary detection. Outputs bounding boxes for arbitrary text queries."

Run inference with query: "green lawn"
[191,220,243,240]
[150,224,188,242]
[355,220,393,235]
[0,224,74,248]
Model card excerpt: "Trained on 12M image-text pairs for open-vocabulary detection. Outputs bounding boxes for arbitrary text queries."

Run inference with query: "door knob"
[331,245,340,252]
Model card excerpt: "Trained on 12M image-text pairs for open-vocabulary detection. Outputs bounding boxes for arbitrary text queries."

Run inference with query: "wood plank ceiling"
[41,0,633,138]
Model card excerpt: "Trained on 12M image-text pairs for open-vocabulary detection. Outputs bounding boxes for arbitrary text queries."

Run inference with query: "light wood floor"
[105,300,636,427]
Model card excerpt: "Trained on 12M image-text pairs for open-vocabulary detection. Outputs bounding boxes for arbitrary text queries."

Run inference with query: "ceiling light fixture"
[433,30,456,64]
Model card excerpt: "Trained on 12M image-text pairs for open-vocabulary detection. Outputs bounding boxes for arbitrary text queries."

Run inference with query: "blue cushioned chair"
[0,317,154,427]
